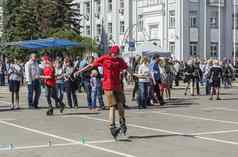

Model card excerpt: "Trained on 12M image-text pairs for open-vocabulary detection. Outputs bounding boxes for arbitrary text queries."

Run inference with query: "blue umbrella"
[5,38,81,49]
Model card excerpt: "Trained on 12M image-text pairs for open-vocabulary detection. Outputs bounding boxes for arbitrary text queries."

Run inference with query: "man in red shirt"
[75,45,128,139]
[41,56,65,116]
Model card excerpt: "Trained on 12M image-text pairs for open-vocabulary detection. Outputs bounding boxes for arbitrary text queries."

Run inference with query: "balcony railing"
[208,0,225,6]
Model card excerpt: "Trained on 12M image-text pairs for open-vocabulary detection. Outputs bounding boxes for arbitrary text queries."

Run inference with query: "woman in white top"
[135,57,150,109]
[8,59,23,110]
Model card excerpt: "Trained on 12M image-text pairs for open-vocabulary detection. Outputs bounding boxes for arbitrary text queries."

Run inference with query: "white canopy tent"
[122,42,172,61]
[137,42,171,57]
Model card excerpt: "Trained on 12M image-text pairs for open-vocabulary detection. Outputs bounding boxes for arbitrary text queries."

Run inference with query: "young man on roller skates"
[41,56,65,116]
[75,45,128,140]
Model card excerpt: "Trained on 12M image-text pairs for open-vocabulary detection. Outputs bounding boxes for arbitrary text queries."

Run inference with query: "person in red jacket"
[75,45,128,139]
[41,56,65,116]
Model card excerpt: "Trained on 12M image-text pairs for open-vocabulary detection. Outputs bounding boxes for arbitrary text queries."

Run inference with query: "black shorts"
[211,80,221,88]
[9,80,20,92]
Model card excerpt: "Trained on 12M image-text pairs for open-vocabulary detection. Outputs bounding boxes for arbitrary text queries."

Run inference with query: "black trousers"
[45,86,63,108]
[64,81,78,108]
[152,80,164,104]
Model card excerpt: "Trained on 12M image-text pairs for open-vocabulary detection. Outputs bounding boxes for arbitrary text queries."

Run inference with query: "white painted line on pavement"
[87,139,115,144]
[152,111,238,125]
[0,140,116,152]
[0,119,16,121]
[64,115,185,136]
[196,136,238,145]
[203,107,238,112]
[0,100,10,105]
[0,120,136,157]
[67,115,238,146]
[192,129,238,136]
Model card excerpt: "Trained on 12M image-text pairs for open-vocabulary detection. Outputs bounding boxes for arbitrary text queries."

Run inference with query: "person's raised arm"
[74,64,93,77]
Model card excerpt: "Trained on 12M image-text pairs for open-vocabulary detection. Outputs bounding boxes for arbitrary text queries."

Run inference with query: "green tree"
[1,0,85,60]
[50,30,98,57]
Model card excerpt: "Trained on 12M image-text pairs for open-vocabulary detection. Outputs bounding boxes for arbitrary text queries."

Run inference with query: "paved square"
[0,85,238,157]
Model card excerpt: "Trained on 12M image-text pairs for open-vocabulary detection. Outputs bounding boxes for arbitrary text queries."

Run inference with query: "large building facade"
[74,0,133,47]
[73,0,238,60]
[134,0,238,60]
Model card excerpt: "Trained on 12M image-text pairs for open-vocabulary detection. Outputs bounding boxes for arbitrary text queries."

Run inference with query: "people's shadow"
[55,112,100,116]
[117,133,195,142]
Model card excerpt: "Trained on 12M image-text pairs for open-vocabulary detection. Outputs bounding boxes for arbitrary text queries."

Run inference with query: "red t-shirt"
[92,55,128,91]
[43,66,56,87]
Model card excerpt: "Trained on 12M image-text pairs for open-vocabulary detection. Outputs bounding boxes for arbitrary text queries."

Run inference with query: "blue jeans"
[27,80,41,108]
[83,80,92,107]
[91,87,105,109]
[205,80,211,95]
[137,82,150,108]
[56,83,64,103]
[0,73,5,86]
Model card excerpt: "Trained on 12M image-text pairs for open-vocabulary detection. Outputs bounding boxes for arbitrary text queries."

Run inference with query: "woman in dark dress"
[184,60,194,96]
[208,60,223,100]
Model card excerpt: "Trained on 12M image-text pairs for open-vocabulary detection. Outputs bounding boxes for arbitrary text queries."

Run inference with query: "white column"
[234,0,237,65]
[91,0,95,39]
[162,0,168,49]
[218,0,221,61]
[112,0,119,44]
[175,0,189,61]
[224,0,233,60]
[204,0,207,59]
[175,0,183,61]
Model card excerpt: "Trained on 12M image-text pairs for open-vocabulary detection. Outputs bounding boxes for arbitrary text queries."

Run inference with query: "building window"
[190,11,198,28]
[210,43,218,58]
[232,13,238,29]
[210,16,218,28]
[108,0,112,12]
[149,24,159,40]
[138,0,161,7]
[86,26,90,35]
[120,21,125,35]
[169,42,175,53]
[96,1,101,13]
[96,24,101,35]
[74,2,80,10]
[119,0,124,15]
[169,10,175,28]
[190,42,198,56]
[190,16,197,28]
[108,23,112,38]
[85,2,90,15]
[95,36,100,42]
[138,15,144,32]
[232,43,238,57]
[149,0,161,6]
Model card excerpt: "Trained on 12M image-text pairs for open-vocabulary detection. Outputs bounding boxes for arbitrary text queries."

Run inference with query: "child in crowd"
[41,56,65,115]
[90,70,104,112]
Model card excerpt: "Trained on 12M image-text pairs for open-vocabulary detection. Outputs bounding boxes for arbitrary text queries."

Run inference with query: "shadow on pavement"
[128,134,195,140]
[220,98,238,100]
[57,112,100,116]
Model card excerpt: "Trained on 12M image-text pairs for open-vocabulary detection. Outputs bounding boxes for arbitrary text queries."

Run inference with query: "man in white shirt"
[25,53,41,109]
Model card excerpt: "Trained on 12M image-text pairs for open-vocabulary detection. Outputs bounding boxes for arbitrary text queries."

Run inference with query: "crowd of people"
[130,55,236,108]
[0,46,237,139]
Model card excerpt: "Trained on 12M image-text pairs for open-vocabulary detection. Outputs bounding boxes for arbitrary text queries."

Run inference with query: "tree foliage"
[1,0,96,60]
